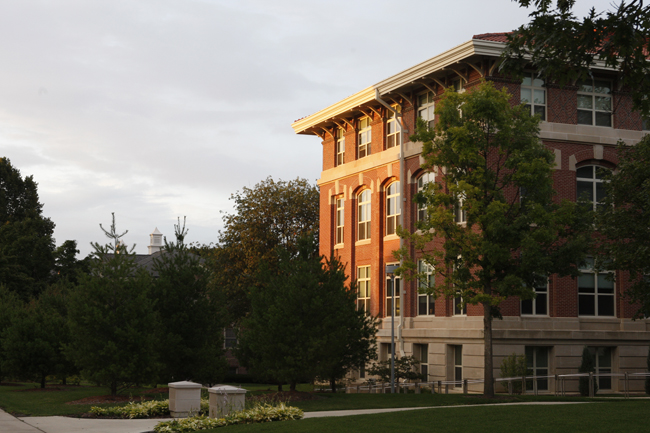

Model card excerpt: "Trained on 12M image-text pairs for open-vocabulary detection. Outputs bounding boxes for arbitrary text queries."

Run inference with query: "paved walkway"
[1,401,597,433]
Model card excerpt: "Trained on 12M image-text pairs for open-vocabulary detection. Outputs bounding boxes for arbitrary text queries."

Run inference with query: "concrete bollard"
[168,381,202,418]
[208,385,247,418]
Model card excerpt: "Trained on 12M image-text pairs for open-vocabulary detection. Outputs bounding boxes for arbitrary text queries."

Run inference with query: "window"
[335,197,344,245]
[521,278,548,316]
[386,270,401,316]
[357,189,371,241]
[418,92,435,129]
[578,257,615,317]
[643,116,649,130]
[577,79,612,127]
[576,165,610,211]
[521,72,546,120]
[452,79,464,93]
[453,345,463,387]
[386,182,400,236]
[589,346,613,390]
[357,266,371,313]
[358,117,372,158]
[418,260,435,316]
[454,295,467,315]
[336,128,345,166]
[224,328,237,349]
[415,344,429,380]
[417,172,435,222]
[525,347,549,391]
[386,105,401,149]
[454,193,467,223]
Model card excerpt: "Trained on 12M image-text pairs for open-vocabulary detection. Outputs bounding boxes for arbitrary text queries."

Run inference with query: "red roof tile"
[472,32,510,42]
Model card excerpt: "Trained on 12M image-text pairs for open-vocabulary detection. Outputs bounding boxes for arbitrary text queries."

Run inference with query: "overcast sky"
[0,0,614,257]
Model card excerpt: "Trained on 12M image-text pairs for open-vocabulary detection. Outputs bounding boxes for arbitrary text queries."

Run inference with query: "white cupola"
[148,227,163,254]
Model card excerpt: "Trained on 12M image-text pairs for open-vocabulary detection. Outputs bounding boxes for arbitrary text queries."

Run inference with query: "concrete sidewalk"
[1,401,593,433]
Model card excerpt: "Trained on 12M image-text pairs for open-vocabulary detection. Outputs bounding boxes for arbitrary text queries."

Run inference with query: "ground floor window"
[415,343,429,381]
[453,345,463,387]
[589,346,613,390]
[525,346,549,391]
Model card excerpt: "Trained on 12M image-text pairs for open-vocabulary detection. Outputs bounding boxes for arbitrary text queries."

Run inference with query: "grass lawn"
[0,382,166,417]
[203,400,650,433]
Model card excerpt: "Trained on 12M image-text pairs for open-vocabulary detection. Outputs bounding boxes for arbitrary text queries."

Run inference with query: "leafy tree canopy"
[398,81,590,397]
[503,0,650,116]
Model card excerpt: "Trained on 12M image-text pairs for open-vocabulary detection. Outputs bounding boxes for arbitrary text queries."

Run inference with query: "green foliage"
[0,284,75,387]
[154,403,303,433]
[0,285,23,382]
[0,157,56,300]
[596,136,650,319]
[397,82,590,397]
[366,356,426,383]
[90,398,209,419]
[52,240,90,285]
[66,214,160,395]
[500,353,528,394]
[151,218,228,385]
[236,235,377,392]
[503,0,650,117]
[578,346,598,397]
[206,177,319,321]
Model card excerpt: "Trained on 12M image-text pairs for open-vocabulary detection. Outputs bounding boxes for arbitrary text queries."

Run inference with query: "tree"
[66,214,160,395]
[207,177,319,321]
[0,285,22,383]
[578,346,598,396]
[595,136,650,318]
[0,157,56,300]
[367,356,426,384]
[52,240,90,285]
[503,0,650,117]
[236,236,377,392]
[151,218,228,385]
[397,82,590,397]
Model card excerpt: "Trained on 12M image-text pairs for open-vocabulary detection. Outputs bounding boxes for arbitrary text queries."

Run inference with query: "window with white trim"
[417,260,435,316]
[576,165,611,212]
[224,328,237,349]
[357,266,370,313]
[521,72,546,120]
[525,346,549,391]
[577,79,612,127]
[415,343,429,380]
[418,92,435,129]
[386,105,401,149]
[453,345,463,387]
[358,117,371,158]
[578,257,615,317]
[357,189,371,241]
[521,278,548,316]
[386,181,400,236]
[589,346,613,389]
[385,270,401,317]
[452,79,464,93]
[454,193,467,223]
[417,172,435,222]
[454,295,467,316]
[335,197,344,245]
[336,128,345,166]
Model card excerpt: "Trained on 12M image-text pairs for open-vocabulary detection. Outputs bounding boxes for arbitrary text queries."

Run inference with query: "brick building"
[292,33,650,393]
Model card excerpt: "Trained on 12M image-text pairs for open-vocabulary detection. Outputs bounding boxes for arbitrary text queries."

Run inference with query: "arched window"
[576,165,611,211]
[357,189,371,241]
[386,182,400,235]
[417,172,435,222]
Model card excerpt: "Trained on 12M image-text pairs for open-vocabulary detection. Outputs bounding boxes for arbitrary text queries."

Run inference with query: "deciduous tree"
[397,82,590,397]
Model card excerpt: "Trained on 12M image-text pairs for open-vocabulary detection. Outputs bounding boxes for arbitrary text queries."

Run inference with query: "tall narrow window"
[454,295,467,315]
[521,278,548,316]
[336,128,345,166]
[525,347,549,391]
[589,347,613,390]
[386,105,401,149]
[335,197,344,245]
[578,257,615,317]
[386,182,401,236]
[357,266,370,313]
[358,117,371,158]
[357,190,371,241]
[521,72,546,120]
[454,194,467,223]
[415,343,429,380]
[418,91,435,129]
[453,345,463,387]
[386,270,401,317]
[576,165,610,211]
[643,116,649,130]
[577,79,612,127]
[418,260,435,316]
[417,172,435,222]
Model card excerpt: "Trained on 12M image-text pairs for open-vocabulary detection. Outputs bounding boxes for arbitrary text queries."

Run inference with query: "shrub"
[154,403,303,433]
[90,399,209,419]
[578,346,598,397]
[499,353,527,394]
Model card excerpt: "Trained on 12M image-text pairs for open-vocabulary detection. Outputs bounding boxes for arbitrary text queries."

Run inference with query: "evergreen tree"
[0,285,22,383]
[578,346,598,396]
[66,214,159,395]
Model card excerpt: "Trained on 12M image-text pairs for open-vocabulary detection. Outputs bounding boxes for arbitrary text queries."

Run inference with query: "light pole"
[385,264,399,394]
